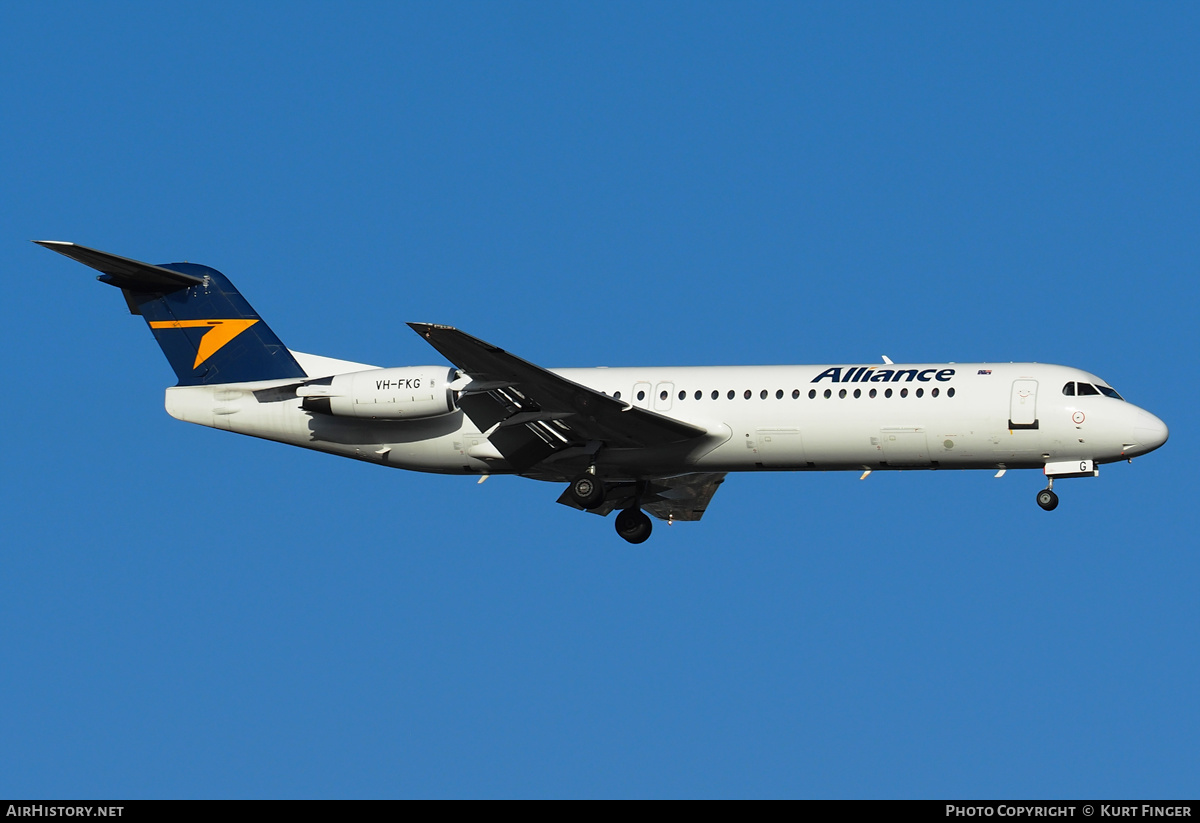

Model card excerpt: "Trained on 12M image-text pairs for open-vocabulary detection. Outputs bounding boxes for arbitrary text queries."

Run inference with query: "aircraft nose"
[1130,411,1169,456]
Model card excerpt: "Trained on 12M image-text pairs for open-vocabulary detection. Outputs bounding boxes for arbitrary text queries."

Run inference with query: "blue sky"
[2,2,1197,798]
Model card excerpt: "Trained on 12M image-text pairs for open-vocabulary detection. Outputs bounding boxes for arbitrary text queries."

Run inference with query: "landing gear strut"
[1036,478,1059,512]
[567,473,605,510]
[615,508,652,544]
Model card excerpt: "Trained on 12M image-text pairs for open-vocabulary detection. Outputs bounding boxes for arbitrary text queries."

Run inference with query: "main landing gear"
[615,508,652,544]
[564,473,653,543]
[567,473,606,510]
[1036,478,1059,511]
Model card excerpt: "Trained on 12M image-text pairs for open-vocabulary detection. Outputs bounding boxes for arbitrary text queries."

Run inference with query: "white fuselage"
[162,360,1167,483]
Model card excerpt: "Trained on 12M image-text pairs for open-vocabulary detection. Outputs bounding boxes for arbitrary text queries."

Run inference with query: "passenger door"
[1009,380,1039,429]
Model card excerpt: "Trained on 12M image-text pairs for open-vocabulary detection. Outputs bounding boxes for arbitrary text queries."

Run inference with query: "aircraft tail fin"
[38,241,307,386]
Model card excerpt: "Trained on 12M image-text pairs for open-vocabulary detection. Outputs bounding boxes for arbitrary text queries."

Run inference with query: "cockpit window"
[1097,385,1124,400]
[1077,382,1100,396]
[1062,382,1075,396]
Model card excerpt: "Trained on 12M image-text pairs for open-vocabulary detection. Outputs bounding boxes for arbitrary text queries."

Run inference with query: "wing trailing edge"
[408,322,709,471]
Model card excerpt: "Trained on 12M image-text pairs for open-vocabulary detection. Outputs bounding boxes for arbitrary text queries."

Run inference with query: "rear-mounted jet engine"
[297,366,458,420]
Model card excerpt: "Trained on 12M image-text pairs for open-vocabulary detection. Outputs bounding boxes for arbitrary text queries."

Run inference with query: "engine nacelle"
[297,366,457,420]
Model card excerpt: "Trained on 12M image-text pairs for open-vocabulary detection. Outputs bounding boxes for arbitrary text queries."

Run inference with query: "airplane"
[39,241,1169,543]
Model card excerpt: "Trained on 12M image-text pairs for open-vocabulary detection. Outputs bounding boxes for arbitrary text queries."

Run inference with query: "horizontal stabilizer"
[40,241,306,386]
[35,241,204,292]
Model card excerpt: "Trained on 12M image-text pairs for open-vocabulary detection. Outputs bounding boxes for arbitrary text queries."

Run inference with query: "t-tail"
[37,241,307,386]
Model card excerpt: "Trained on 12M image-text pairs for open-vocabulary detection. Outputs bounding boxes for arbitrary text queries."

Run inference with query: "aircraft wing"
[408,323,709,471]
[556,472,727,522]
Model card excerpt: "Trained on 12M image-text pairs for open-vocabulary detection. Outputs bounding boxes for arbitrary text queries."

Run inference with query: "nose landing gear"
[1036,478,1059,511]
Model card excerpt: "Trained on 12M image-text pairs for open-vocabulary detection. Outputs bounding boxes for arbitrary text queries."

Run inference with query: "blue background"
[2,2,1196,798]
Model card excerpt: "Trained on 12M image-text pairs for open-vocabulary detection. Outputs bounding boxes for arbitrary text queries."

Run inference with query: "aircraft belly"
[687,406,1031,471]
[168,387,494,475]
[300,414,494,474]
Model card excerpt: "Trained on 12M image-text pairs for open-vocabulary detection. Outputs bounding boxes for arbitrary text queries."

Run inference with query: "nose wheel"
[1036,486,1059,511]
